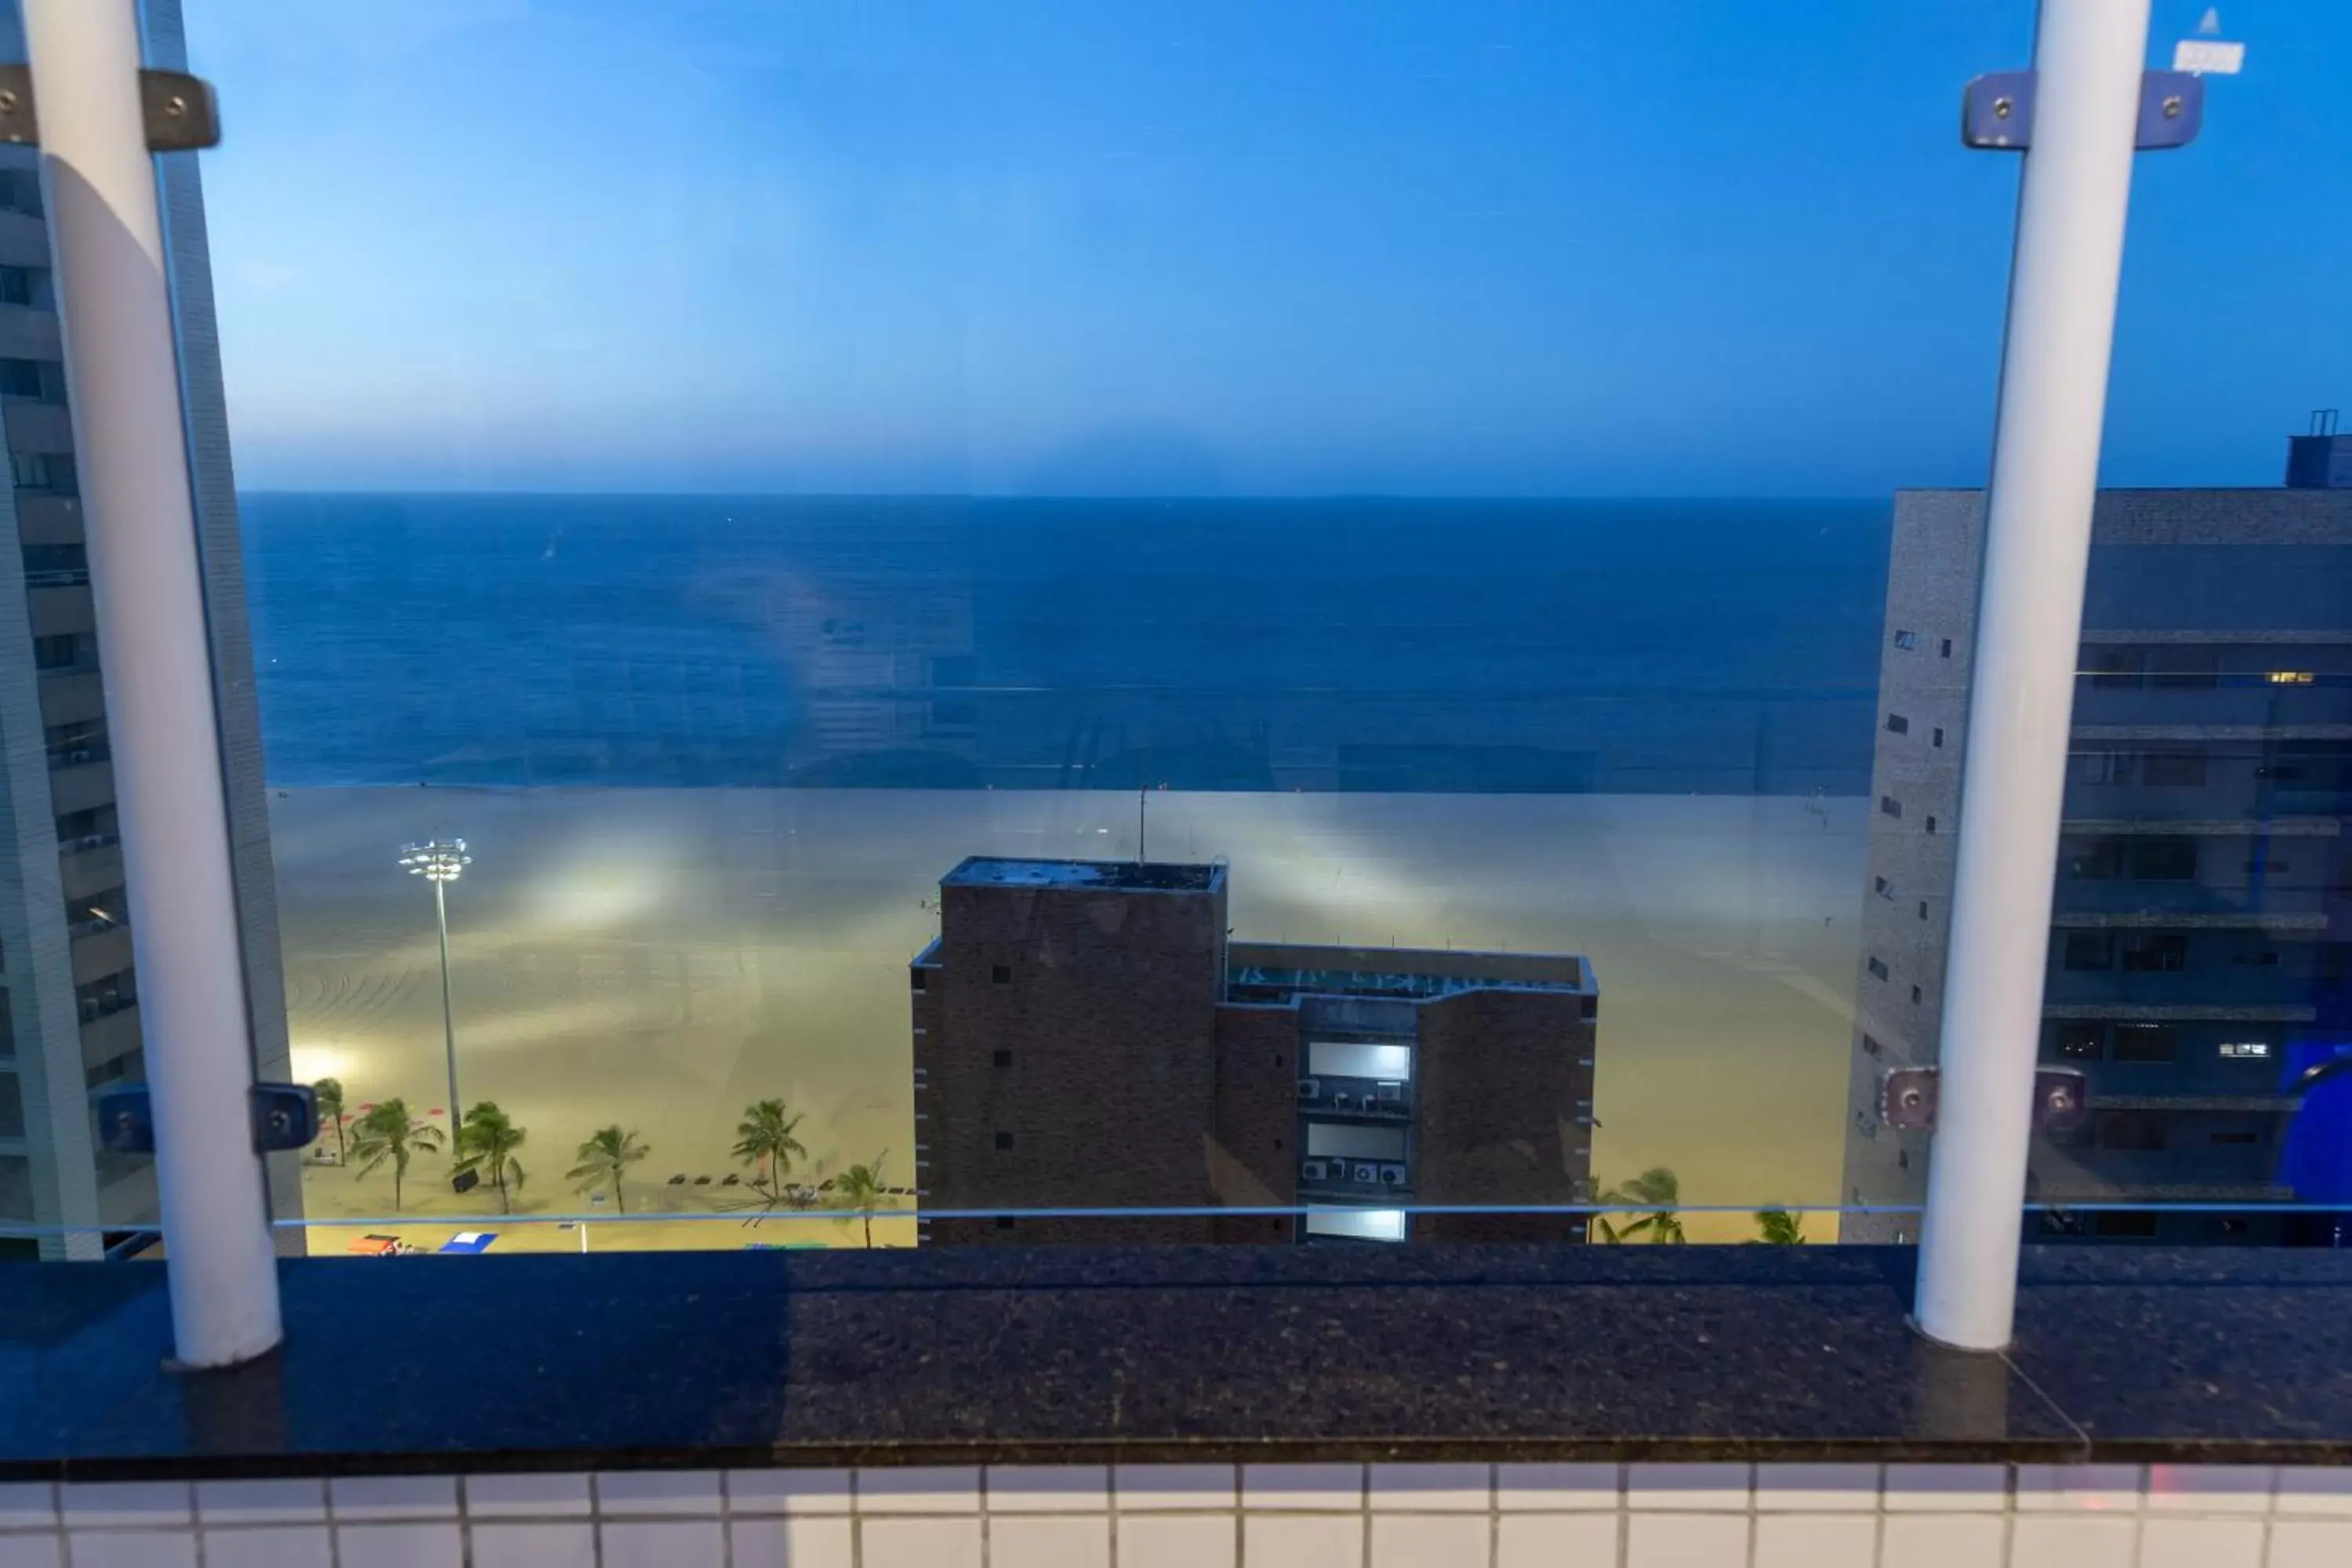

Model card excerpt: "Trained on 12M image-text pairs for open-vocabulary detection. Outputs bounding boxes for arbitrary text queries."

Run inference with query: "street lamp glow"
[399,839,470,884]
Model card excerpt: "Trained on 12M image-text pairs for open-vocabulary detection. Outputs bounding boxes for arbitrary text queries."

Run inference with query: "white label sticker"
[2173,38,2245,74]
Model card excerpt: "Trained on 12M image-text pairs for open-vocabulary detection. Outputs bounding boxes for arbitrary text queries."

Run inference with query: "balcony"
[67,926,132,986]
[76,1003,140,1074]
[24,585,93,639]
[56,839,121,902]
[1297,1154,1411,1199]
[1294,1073,1411,1121]
[44,758,112,817]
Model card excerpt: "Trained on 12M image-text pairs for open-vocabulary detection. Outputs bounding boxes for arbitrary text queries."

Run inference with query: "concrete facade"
[0,0,296,1258]
[1843,486,2352,1244]
[912,858,1596,1246]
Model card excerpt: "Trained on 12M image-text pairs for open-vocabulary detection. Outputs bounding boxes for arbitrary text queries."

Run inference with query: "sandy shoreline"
[271,786,1866,1250]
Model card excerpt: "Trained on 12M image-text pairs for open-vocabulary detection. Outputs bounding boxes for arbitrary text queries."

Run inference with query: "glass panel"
[4,2,2339,1268]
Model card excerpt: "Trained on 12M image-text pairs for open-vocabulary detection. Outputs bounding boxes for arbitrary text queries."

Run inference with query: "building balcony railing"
[1294,1073,1410,1120]
[1298,1156,1412,1198]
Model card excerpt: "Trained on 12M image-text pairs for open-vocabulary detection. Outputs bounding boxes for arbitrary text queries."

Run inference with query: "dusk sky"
[187,2,2350,497]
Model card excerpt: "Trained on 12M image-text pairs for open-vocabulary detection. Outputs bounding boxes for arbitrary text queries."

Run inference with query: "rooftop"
[942,856,1225,893]
[1226,940,1590,998]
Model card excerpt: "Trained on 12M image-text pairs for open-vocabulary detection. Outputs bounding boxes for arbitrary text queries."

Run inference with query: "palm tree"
[826,1152,891,1248]
[347,1098,444,1211]
[312,1077,346,1164]
[567,1125,648,1216]
[731,1098,808,1206]
[1754,1207,1806,1245]
[1595,1166,1686,1244]
[455,1101,527,1214]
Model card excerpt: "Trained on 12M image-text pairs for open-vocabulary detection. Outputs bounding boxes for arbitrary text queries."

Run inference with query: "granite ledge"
[4,1243,2350,1479]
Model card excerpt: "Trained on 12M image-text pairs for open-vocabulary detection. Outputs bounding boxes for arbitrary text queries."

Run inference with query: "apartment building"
[0,0,294,1258]
[909,856,1597,1247]
[1844,453,2352,1244]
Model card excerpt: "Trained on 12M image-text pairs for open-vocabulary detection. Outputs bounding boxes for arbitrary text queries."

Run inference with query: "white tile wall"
[0,1464,2342,1565]
[1627,1512,1751,1566]
[728,1516,851,1568]
[1118,1513,1237,1568]
[1755,1513,1878,1568]
[2271,1519,2352,1568]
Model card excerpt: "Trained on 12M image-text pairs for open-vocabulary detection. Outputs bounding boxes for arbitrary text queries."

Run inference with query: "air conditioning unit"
[1301,1159,1329,1183]
[1352,1162,1380,1186]
[1375,1081,1404,1102]
[1330,1091,1352,1110]
[1378,1163,1408,1189]
[1297,1077,1320,1101]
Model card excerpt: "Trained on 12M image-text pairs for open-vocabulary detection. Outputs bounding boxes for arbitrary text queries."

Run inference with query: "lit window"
[2268,670,2315,685]
[2218,1041,2272,1060]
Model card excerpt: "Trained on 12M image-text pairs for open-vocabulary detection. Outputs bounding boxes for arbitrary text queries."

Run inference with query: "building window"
[31,633,79,670]
[1931,727,1945,748]
[2080,751,2133,786]
[2110,1024,2179,1063]
[2210,1131,2261,1145]
[2097,1111,2169,1152]
[1874,876,1893,899]
[2065,838,2125,880]
[0,267,34,307]
[2056,1025,2104,1060]
[2122,933,2189,973]
[2150,647,2220,688]
[1918,900,1929,920]
[2063,932,2116,971]
[0,358,61,400]
[11,452,76,495]
[2130,837,2198,880]
[2245,858,2290,876]
[2087,648,2145,688]
[42,719,106,769]
[1861,1033,1882,1057]
[1924,815,1936,834]
[1878,796,1901,819]
[2267,670,2316,686]
[0,170,42,216]
[2095,1211,2161,1239]
[2218,1040,2273,1060]
[2143,751,2208,788]
[909,969,927,992]
[993,1131,1014,1151]
[1886,713,1909,735]
[990,964,1011,985]
[1940,638,1952,658]
[992,1049,1011,1068]
[1910,985,1922,1005]
[1867,956,1889,981]
[1893,630,1918,650]
[2230,949,2281,967]
[994,1216,1016,1230]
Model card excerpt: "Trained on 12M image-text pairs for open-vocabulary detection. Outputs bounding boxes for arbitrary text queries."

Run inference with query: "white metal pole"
[23,0,280,1365]
[1915,0,2151,1352]
[435,879,459,1140]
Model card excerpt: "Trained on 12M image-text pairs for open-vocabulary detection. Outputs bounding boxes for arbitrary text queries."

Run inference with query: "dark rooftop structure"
[940,856,1226,893]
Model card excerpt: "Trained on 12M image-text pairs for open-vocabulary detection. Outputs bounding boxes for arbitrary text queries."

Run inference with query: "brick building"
[909,857,1597,1246]
[1844,460,2352,1245]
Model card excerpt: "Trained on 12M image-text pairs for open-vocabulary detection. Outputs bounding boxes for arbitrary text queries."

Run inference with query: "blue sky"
[187,2,2350,496]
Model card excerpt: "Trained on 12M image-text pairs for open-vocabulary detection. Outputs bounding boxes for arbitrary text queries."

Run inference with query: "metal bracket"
[95,1083,318,1156]
[1962,70,2202,152]
[0,64,220,152]
[1878,1065,2089,1134]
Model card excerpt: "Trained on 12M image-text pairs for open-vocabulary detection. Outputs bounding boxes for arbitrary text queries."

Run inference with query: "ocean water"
[241,494,1890,794]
